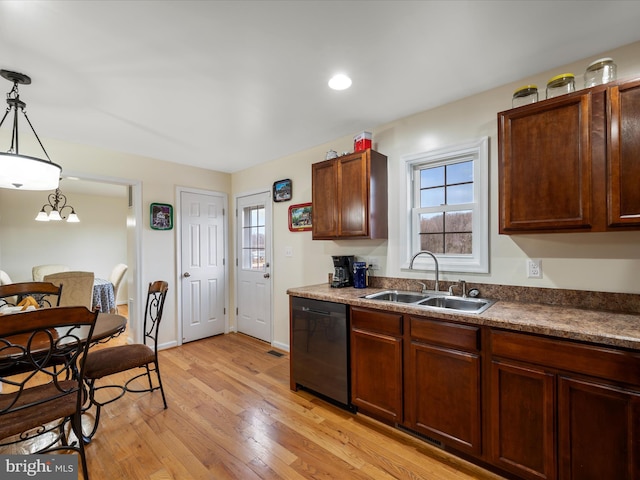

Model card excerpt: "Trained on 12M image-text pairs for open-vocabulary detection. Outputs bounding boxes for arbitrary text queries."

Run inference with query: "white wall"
[233,40,640,349]
[0,187,129,302]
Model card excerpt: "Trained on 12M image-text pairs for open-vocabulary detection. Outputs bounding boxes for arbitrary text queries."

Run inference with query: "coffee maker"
[331,255,355,288]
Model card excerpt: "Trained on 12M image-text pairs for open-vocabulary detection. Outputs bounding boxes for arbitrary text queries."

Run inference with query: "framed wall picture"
[150,203,173,230]
[288,202,312,232]
[273,178,292,202]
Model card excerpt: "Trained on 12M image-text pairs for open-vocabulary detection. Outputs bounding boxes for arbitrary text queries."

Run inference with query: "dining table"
[92,278,116,314]
[0,311,127,377]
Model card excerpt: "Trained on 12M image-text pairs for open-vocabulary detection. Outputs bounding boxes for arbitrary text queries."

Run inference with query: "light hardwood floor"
[4,309,506,479]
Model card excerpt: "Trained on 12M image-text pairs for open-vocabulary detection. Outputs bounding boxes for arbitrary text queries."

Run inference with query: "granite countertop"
[287,283,640,351]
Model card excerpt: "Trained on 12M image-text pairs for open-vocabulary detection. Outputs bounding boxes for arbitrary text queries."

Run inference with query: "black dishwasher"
[291,297,351,409]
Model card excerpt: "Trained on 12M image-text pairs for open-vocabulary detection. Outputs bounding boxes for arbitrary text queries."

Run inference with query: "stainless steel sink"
[361,290,495,314]
[417,295,494,313]
[363,290,430,303]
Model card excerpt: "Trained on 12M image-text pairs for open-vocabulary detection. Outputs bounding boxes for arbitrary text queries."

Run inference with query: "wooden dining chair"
[0,306,98,480]
[44,271,94,309]
[0,269,12,286]
[32,264,70,281]
[83,281,169,439]
[108,263,128,314]
[0,281,63,309]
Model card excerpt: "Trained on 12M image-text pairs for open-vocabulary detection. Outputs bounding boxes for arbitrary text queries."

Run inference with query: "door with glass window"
[236,192,272,342]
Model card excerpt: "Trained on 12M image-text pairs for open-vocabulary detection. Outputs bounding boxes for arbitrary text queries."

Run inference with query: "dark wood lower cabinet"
[348,308,640,480]
[350,307,403,423]
[558,376,640,480]
[489,360,556,480]
[406,316,482,455]
[408,342,481,454]
[489,329,640,480]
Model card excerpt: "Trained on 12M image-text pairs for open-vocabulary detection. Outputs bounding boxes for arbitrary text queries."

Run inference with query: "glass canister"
[546,73,575,99]
[353,262,368,289]
[512,85,538,107]
[584,57,617,88]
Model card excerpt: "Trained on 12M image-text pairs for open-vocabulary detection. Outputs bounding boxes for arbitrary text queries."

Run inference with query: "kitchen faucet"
[409,250,440,293]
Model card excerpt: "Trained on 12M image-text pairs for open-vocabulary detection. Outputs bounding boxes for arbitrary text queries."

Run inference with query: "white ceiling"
[2,0,640,176]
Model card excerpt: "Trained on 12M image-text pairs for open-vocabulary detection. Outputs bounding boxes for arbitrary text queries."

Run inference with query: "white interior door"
[181,191,226,343]
[236,192,272,342]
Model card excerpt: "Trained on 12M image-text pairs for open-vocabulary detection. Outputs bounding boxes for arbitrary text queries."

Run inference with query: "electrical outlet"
[527,259,543,279]
[366,257,379,271]
[284,246,293,257]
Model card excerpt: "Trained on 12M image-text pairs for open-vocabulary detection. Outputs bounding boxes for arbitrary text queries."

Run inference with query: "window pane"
[242,205,265,270]
[419,233,444,254]
[256,226,265,247]
[249,227,257,248]
[242,249,252,268]
[447,184,473,204]
[445,233,472,254]
[252,249,265,269]
[447,161,473,184]
[445,211,473,232]
[420,166,444,188]
[421,187,444,207]
[419,213,443,233]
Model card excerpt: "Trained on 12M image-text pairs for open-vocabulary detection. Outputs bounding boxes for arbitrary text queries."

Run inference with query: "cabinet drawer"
[410,316,479,352]
[351,307,402,336]
[491,329,640,386]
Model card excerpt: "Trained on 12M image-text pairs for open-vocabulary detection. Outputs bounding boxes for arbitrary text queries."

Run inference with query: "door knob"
[263,273,270,278]
[183,272,191,277]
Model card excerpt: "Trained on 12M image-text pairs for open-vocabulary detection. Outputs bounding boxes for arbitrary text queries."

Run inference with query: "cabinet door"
[337,154,369,237]
[311,160,338,238]
[490,360,557,480]
[498,94,593,232]
[558,376,640,480]
[351,328,402,422]
[608,79,640,227]
[407,341,481,454]
[351,307,403,423]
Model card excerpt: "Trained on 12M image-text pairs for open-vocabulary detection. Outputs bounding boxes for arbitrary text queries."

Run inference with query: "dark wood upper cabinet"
[312,149,388,239]
[498,76,640,234]
[608,78,640,226]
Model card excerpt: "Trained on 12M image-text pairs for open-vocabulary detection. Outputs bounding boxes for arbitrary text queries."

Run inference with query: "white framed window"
[401,137,489,273]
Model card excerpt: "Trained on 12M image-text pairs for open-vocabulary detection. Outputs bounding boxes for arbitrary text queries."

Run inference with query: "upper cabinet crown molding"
[312,149,388,240]
[498,77,640,234]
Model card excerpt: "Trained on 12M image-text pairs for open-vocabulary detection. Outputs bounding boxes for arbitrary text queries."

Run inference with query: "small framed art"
[150,203,173,230]
[288,202,312,232]
[273,178,292,202]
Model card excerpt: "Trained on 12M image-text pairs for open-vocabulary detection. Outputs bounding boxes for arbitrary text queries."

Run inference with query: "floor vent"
[397,426,445,449]
[267,350,284,357]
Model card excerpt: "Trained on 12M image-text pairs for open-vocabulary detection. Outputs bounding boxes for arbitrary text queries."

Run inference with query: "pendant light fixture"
[0,69,62,190]
[35,187,80,223]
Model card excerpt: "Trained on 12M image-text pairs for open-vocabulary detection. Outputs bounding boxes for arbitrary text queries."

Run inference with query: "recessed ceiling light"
[328,74,352,90]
